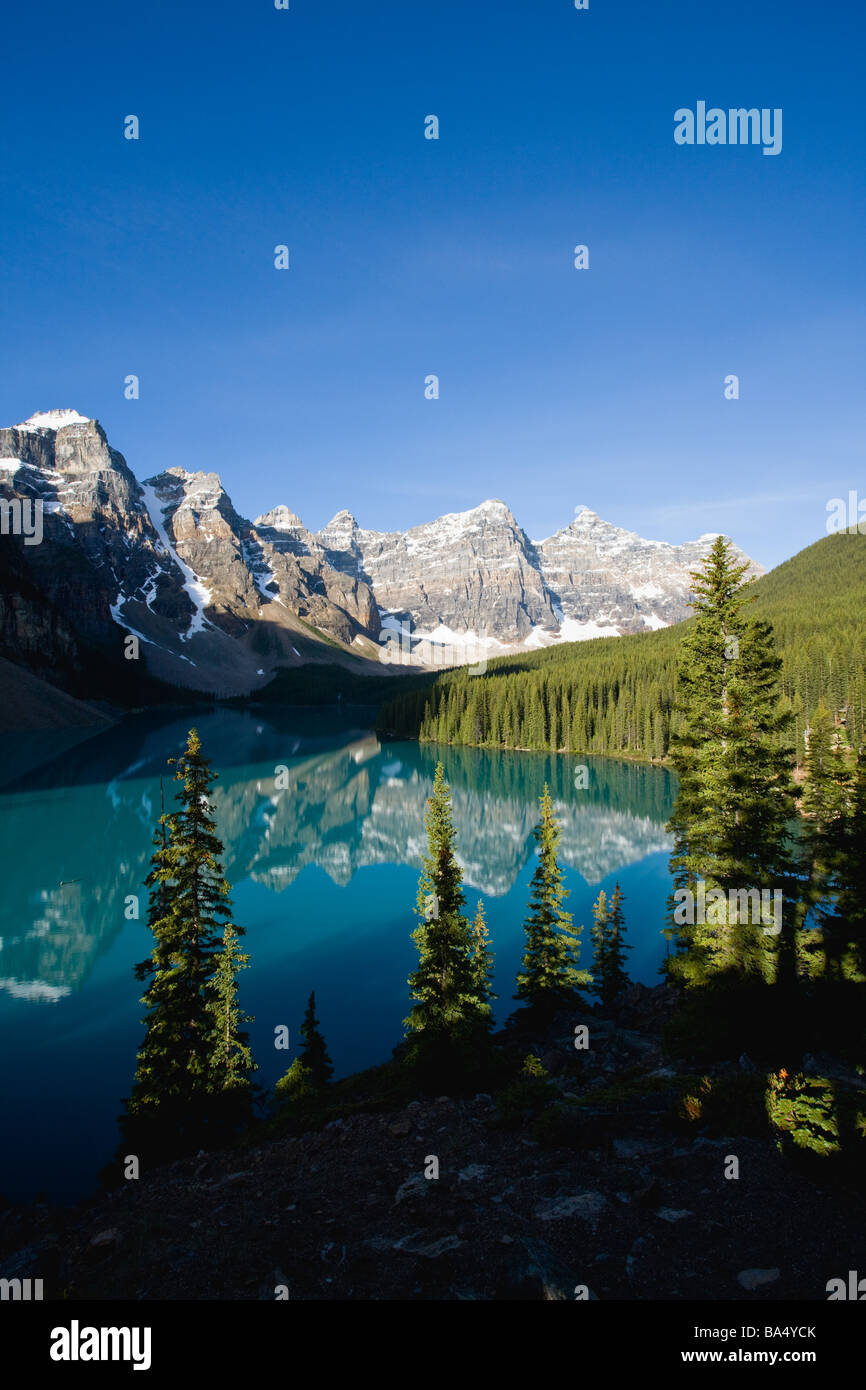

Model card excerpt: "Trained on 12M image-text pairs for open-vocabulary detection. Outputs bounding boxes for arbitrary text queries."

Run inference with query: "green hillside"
[377,532,866,766]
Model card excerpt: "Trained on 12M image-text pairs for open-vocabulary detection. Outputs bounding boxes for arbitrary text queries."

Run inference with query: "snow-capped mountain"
[0,412,380,696]
[535,506,746,638]
[0,410,761,703]
[257,497,762,661]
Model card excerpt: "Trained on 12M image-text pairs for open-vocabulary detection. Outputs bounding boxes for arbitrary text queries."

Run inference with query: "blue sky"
[1,0,863,570]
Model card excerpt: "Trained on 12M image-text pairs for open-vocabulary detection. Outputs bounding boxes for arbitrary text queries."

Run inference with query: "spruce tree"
[828,750,866,981]
[797,701,847,975]
[124,729,242,1149]
[606,882,631,1001]
[404,763,491,1076]
[127,780,181,1108]
[469,899,496,1008]
[298,990,334,1087]
[208,923,256,1095]
[515,785,591,1013]
[591,883,631,1006]
[590,888,610,1003]
[666,539,797,987]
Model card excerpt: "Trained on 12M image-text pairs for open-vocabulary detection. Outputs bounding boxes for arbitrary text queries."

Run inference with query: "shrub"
[678,1076,713,1124]
[765,1070,840,1157]
[674,1073,769,1136]
[493,1055,556,1127]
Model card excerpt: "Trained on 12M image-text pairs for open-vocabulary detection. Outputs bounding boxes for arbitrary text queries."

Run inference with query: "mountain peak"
[16,410,93,431]
[255,505,306,532]
[146,467,225,490]
[318,509,361,542]
[428,499,517,532]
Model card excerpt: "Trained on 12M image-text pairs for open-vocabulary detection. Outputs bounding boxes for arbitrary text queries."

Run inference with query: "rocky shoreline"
[2,984,863,1301]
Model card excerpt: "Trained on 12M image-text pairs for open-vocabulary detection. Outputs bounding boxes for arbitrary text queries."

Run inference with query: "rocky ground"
[2,985,863,1301]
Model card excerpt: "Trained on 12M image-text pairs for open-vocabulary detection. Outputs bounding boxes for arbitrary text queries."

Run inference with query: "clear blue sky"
[1,0,863,570]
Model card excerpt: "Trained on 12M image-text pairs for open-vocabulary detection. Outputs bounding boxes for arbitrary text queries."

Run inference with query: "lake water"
[0,707,676,1202]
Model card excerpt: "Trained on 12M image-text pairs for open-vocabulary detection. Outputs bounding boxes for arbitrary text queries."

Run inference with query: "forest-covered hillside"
[377,533,866,765]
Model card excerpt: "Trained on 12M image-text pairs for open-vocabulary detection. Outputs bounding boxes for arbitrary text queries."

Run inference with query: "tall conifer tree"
[797,701,848,975]
[469,899,496,1007]
[298,990,334,1087]
[828,750,866,981]
[591,883,631,1006]
[405,764,491,1074]
[125,729,243,1146]
[515,785,591,1013]
[208,923,256,1096]
[590,888,610,1003]
[666,539,797,986]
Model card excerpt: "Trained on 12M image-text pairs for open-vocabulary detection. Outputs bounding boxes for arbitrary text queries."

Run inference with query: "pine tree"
[208,923,256,1094]
[124,729,242,1148]
[143,777,171,942]
[606,882,631,1002]
[404,763,491,1076]
[797,701,847,975]
[589,888,610,1003]
[666,539,797,987]
[298,990,334,1087]
[515,785,592,1013]
[590,884,631,1006]
[127,780,182,1108]
[828,750,866,981]
[469,900,496,1007]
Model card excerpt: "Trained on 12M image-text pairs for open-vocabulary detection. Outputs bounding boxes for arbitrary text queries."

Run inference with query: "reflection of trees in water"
[0,716,674,999]
[213,737,672,896]
[416,741,676,825]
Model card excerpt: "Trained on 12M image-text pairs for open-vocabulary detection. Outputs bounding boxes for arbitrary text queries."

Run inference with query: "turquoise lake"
[0,707,677,1202]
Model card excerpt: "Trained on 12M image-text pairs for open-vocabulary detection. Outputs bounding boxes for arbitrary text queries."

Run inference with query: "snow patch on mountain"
[241,538,285,606]
[256,505,307,534]
[109,594,198,666]
[139,482,214,639]
[556,617,622,641]
[16,410,92,431]
[0,407,766,690]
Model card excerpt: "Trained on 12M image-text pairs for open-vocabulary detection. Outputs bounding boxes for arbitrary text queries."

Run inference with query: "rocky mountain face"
[325,500,557,646]
[536,508,746,638]
[0,412,380,697]
[259,498,762,661]
[0,410,761,702]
